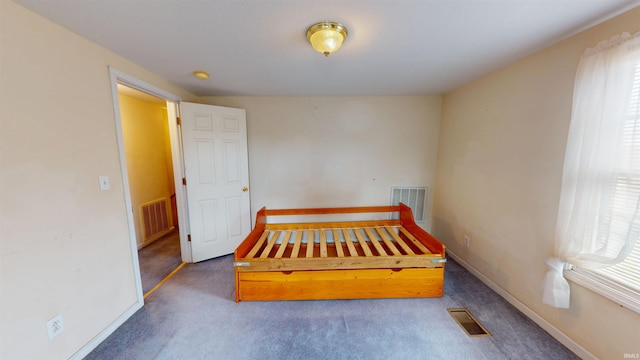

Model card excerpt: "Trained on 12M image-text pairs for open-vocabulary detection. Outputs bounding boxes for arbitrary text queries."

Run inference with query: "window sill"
[564,267,640,314]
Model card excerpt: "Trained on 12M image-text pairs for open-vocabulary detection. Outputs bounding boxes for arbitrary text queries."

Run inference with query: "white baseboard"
[446,251,596,360]
[70,300,143,359]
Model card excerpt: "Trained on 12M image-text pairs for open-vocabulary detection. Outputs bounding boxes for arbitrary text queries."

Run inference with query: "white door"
[180,102,251,262]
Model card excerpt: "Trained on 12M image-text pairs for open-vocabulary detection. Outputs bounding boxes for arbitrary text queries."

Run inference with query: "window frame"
[565,266,640,314]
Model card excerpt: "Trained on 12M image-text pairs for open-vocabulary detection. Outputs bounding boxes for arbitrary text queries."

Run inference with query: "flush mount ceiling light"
[306,21,348,57]
[193,70,209,80]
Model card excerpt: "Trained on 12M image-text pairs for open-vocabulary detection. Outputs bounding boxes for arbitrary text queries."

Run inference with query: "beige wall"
[0,2,196,358]
[119,94,174,248]
[201,96,442,230]
[3,0,639,358]
[433,7,640,359]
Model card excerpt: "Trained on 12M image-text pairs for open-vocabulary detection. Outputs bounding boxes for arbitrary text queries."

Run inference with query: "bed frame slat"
[375,227,401,255]
[274,231,293,258]
[320,230,328,258]
[342,229,358,257]
[385,226,415,255]
[353,228,374,256]
[260,230,280,259]
[290,231,303,258]
[364,227,388,256]
[246,231,271,259]
[399,227,431,254]
[306,230,315,258]
[333,229,345,258]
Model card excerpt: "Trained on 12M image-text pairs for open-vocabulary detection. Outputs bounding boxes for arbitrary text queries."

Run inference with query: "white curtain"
[543,32,640,308]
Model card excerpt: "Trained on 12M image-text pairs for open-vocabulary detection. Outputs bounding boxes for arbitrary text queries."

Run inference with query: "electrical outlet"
[46,314,64,340]
[464,235,471,248]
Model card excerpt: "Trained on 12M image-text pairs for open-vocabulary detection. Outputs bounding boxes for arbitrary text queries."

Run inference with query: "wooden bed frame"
[233,203,446,302]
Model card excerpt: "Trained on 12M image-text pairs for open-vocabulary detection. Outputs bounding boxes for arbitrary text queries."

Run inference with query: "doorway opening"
[117,84,184,295]
[109,68,192,305]
[109,68,251,304]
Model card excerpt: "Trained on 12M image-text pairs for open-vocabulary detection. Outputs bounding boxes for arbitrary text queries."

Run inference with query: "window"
[543,32,640,312]
[587,61,640,298]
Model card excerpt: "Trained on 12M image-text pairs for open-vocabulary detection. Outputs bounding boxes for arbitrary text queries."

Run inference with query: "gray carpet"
[86,255,578,360]
[138,229,182,294]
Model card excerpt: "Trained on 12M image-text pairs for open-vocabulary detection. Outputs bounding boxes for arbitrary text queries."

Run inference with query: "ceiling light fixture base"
[193,70,209,80]
[306,21,348,57]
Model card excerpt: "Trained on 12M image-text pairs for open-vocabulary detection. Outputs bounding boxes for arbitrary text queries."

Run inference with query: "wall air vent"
[390,186,427,223]
[140,197,172,242]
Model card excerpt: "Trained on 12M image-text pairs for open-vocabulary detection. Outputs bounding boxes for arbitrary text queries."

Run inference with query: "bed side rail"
[398,203,446,258]
[234,207,268,259]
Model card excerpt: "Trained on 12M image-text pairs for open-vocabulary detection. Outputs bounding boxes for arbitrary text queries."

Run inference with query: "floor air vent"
[447,308,491,337]
[390,186,427,223]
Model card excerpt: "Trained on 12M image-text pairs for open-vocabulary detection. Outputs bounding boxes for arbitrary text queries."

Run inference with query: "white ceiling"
[15,0,640,96]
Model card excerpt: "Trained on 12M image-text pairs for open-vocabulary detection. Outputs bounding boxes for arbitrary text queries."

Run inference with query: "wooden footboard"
[234,203,446,302]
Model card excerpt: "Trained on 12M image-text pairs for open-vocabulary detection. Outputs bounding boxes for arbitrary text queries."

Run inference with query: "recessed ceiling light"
[193,70,209,80]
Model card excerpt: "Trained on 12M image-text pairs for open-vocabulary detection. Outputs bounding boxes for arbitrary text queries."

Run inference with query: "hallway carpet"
[138,229,182,294]
[87,255,578,360]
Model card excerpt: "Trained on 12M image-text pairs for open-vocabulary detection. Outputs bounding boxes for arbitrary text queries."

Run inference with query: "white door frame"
[78,68,192,359]
[108,67,192,294]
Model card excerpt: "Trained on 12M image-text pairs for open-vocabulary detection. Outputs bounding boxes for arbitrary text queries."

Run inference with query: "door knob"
[242,186,248,192]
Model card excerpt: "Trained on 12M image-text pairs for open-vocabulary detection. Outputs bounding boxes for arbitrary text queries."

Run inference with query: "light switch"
[98,176,110,191]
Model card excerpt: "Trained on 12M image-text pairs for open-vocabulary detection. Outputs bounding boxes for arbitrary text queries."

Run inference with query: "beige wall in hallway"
[119,93,174,248]
[433,7,640,359]
[200,96,442,230]
[0,2,196,358]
